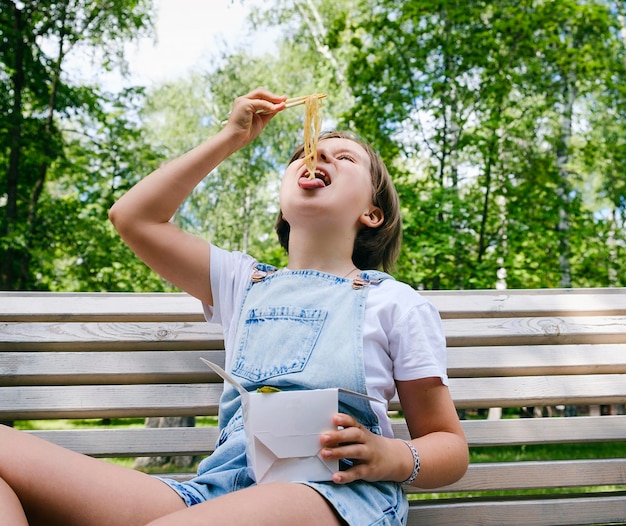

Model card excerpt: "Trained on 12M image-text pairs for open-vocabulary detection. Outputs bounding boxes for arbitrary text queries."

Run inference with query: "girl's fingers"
[240,88,287,115]
[332,412,362,429]
[226,90,287,129]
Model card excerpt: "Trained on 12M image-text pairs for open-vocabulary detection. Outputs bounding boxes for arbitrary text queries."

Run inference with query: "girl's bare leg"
[0,476,28,526]
[0,425,186,526]
[147,482,344,526]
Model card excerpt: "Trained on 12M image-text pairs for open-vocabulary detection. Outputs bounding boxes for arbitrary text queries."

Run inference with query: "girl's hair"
[275,131,402,272]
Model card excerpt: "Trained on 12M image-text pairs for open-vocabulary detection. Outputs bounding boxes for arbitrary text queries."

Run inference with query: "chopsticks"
[221,93,327,125]
[284,93,327,108]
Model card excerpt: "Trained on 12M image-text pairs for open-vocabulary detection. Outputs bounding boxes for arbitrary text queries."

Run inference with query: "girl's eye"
[338,154,356,163]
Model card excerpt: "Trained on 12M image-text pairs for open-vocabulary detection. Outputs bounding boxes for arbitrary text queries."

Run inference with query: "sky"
[124,0,272,85]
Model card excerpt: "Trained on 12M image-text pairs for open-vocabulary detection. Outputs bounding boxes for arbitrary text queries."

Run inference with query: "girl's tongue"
[298,176,326,189]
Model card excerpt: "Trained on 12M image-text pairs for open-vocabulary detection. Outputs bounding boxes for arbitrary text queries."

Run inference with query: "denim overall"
[161,266,409,525]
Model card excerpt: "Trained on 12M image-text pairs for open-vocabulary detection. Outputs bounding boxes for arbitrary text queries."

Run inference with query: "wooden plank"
[3,342,625,385]
[406,493,626,526]
[3,316,625,353]
[392,415,626,447]
[0,384,224,420]
[4,343,625,387]
[28,427,220,457]
[447,343,626,377]
[0,350,226,386]
[443,315,626,346]
[29,419,626,458]
[126,464,626,501]
[3,375,624,420]
[422,287,626,318]
[0,321,224,351]
[4,288,625,321]
[0,292,205,322]
[449,374,626,409]
[406,459,626,494]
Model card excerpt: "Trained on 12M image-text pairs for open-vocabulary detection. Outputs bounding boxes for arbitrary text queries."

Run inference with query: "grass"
[471,441,626,463]
[15,417,219,431]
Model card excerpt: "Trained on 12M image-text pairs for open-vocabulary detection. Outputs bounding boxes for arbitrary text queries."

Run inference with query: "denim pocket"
[231,306,327,383]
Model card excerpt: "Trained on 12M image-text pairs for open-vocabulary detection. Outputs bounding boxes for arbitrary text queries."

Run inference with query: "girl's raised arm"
[109,88,286,303]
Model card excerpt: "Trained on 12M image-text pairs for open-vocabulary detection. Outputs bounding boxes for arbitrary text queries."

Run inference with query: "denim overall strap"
[218,267,392,431]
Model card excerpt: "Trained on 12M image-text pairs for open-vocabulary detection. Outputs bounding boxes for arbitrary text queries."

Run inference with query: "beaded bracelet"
[400,440,421,484]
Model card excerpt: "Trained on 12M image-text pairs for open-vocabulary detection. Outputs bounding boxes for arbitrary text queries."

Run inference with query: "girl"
[0,88,467,526]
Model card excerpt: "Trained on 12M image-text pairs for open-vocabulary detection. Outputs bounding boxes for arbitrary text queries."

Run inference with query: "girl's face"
[279,137,383,233]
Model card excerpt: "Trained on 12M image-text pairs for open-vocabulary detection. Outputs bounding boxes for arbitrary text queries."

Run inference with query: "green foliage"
[0,0,157,290]
[323,0,626,289]
[2,0,626,291]
[32,87,173,291]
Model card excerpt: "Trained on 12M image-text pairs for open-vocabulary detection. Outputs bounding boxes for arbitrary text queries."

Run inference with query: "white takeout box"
[201,358,376,484]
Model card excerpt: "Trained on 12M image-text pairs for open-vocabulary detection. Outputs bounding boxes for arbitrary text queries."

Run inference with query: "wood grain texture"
[0,384,224,420]
[442,315,626,346]
[0,291,205,322]
[0,321,224,351]
[3,287,626,320]
[422,287,626,318]
[0,350,226,386]
[447,343,626,376]
[30,418,626,460]
[448,373,626,408]
[4,374,623,419]
[393,415,626,446]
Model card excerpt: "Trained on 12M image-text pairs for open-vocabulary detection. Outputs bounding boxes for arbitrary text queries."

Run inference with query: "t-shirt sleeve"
[202,245,256,328]
[390,299,449,385]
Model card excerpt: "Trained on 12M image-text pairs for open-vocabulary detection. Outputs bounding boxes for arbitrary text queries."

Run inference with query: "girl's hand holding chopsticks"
[221,92,326,125]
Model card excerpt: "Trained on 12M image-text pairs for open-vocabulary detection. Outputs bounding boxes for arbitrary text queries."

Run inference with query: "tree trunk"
[555,63,577,289]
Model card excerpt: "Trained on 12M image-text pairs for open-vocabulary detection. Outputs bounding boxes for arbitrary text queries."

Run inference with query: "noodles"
[302,94,325,179]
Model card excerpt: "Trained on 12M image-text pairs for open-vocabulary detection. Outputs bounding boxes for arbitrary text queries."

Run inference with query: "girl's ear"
[359,206,384,228]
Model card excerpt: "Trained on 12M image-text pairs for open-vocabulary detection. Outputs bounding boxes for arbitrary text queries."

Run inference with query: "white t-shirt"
[204,245,449,437]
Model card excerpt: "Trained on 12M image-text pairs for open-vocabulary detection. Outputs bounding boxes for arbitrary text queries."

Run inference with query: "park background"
[1,0,625,292]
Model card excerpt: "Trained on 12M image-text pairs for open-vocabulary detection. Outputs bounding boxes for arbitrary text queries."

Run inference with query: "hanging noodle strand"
[302,94,324,179]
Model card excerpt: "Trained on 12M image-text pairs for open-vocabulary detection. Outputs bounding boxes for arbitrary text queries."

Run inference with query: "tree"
[286,0,626,289]
[0,0,156,290]
[36,87,173,292]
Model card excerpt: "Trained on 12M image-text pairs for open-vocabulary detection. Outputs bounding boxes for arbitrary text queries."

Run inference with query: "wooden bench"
[1,288,625,525]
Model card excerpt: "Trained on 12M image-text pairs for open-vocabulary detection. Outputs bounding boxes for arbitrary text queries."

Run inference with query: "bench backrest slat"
[0,322,224,351]
[423,287,626,318]
[443,315,626,346]
[0,350,225,386]
[4,344,625,387]
[3,315,624,350]
[0,292,205,322]
[3,288,626,320]
[26,415,626,458]
[448,343,626,376]
[3,374,624,420]
[0,384,224,420]
[408,458,626,493]
[449,373,626,408]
